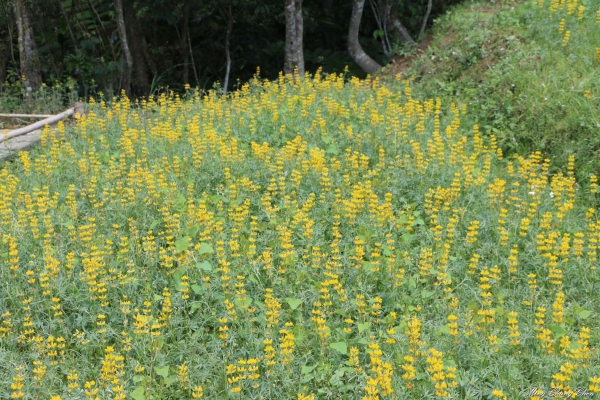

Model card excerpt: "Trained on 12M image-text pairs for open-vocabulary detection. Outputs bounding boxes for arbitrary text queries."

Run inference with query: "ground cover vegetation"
[2,0,600,399]
[2,68,600,398]
[403,0,600,180]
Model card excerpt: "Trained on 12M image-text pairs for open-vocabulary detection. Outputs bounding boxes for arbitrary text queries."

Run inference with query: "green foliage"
[403,0,600,179]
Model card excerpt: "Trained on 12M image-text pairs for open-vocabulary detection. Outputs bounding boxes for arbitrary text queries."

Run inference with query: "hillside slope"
[385,0,600,179]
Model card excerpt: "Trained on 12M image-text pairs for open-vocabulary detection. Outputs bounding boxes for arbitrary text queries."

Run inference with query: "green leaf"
[578,309,591,319]
[175,236,190,252]
[285,298,302,310]
[198,242,214,255]
[549,325,567,338]
[411,218,425,227]
[196,261,212,271]
[153,294,164,301]
[362,261,376,272]
[358,322,371,333]
[321,135,332,144]
[155,365,169,378]
[191,284,203,294]
[163,376,177,386]
[330,341,348,355]
[421,290,434,298]
[130,386,145,400]
[326,144,339,155]
[408,278,417,289]
[401,233,414,244]
[302,365,317,374]
[438,326,451,334]
[172,267,187,290]
[186,224,200,238]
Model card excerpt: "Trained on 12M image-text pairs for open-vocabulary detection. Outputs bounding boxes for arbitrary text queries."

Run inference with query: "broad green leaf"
[191,284,203,294]
[172,267,187,290]
[153,294,164,301]
[326,144,339,154]
[549,325,567,338]
[198,243,214,255]
[302,365,317,374]
[164,376,177,386]
[358,322,371,333]
[411,218,425,227]
[438,326,451,334]
[408,278,417,289]
[285,298,302,310]
[421,290,434,298]
[401,233,414,244]
[186,224,200,238]
[578,309,591,319]
[329,341,348,355]
[175,236,190,252]
[321,135,332,144]
[196,261,212,271]
[155,365,169,378]
[130,386,145,400]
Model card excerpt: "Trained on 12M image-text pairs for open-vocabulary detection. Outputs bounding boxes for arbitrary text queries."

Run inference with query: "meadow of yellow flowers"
[1,0,600,395]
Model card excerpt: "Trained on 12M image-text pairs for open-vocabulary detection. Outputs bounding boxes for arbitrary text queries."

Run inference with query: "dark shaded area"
[0,0,462,99]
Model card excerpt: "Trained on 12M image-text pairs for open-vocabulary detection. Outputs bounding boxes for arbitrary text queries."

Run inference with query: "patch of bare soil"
[385,37,433,78]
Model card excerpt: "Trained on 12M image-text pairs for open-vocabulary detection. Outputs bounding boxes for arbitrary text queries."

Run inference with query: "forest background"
[0,0,454,102]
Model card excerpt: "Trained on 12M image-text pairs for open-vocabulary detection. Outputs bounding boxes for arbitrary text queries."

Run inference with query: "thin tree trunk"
[114,0,133,97]
[348,0,382,75]
[419,0,433,39]
[386,4,415,45]
[223,0,233,94]
[0,43,9,92]
[125,2,149,97]
[13,0,42,91]
[187,27,199,88]
[284,0,304,75]
[294,0,304,75]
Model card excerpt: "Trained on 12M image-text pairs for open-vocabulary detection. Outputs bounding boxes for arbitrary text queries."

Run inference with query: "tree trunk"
[13,0,42,91]
[125,2,150,97]
[284,0,304,75]
[419,0,433,40]
[294,0,304,75]
[386,4,415,45]
[223,0,233,94]
[348,0,382,75]
[0,43,9,92]
[114,0,133,97]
